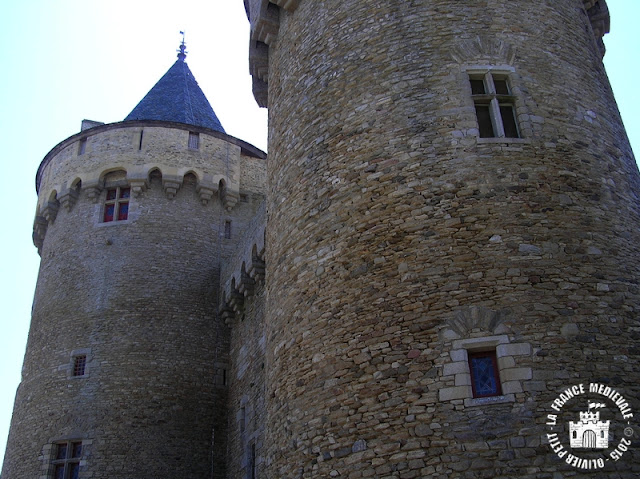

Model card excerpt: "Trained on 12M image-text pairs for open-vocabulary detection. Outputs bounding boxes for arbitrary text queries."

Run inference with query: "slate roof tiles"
[124,55,225,133]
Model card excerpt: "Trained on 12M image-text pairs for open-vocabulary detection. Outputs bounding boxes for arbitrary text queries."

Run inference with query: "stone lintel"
[452,335,509,351]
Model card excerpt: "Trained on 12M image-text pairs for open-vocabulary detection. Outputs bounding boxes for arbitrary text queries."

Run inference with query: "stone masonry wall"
[226,282,267,479]
[258,1,640,477]
[2,123,266,478]
[36,123,246,207]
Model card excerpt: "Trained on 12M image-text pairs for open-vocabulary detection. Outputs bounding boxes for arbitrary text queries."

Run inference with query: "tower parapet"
[33,120,265,253]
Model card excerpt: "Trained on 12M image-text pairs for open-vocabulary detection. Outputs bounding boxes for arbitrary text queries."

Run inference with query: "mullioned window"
[103,187,130,222]
[469,71,519,139]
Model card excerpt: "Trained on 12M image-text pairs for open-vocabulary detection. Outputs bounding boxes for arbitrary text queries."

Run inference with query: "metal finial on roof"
[177,31,187,61]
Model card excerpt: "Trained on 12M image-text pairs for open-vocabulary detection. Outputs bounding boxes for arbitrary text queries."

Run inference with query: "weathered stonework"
[4,1,640,478]
[2,120,266,478]
[244,0,638,477]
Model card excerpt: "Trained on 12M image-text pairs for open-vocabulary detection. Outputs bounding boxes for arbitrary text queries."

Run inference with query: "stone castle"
[2,0,639,478]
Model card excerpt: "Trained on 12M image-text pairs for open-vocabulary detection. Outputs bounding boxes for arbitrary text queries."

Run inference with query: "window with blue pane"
[469,351,502,398]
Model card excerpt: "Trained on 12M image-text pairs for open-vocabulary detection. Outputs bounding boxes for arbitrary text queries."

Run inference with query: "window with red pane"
[52,441,82,479]
[103,186,130,222]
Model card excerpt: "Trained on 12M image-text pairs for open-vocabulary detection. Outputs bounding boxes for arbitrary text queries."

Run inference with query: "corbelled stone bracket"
[246,0,300,107]
[129,179,148,197]
[584,0,610,58]
[162,174,183,199]
[271,0,299,10]
[58,188,79,212]
[127,170,150,198]
[249,41,269,84]
[33,215,48,253]
[220,249,266,325]
[220,305,235,324]
[248,0,280,45]
[83,179,103,203]
[196,178,218,205]
[223,189,240,211]
[229,289,245,316]
[41,200,59,225]
[248,256,265,282]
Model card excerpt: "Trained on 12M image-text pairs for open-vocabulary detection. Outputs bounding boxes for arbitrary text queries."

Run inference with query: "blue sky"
[0,1,637,468]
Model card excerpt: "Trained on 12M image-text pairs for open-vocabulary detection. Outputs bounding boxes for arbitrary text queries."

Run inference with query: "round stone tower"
[2,47,266,478]
[246,0,639,477]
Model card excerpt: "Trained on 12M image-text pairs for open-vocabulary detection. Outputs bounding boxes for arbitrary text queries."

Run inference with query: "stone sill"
[477,137,531,145]
[464,394,515,408]
[95,219,131,228]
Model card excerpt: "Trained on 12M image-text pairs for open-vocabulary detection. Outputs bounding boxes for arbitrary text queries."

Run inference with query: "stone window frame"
[468,70,519,139]
[237,397,261,477]
[239,405,247,434]
[95,173,132,227]
[52,440,82,478]
[468,349,502,398]
[464,65,534,143]
[102,185,130,223]
[439,335,532,407]
[188,131,200,150]
[72,355,87,377]
[41,438,90,479]
[66,348,91,379]
[249,441,257,479]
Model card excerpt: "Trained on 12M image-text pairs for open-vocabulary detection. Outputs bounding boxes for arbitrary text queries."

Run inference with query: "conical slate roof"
[124,47,225,133]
